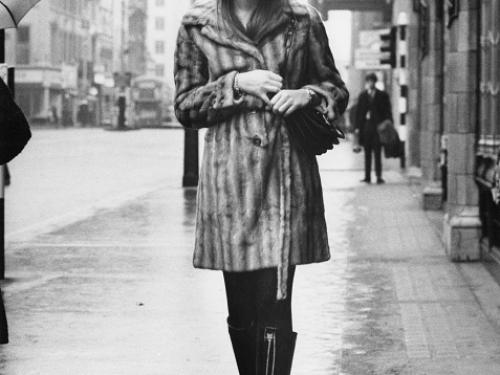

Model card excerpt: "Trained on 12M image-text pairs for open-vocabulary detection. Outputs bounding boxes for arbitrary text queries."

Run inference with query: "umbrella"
[0,0,41,29]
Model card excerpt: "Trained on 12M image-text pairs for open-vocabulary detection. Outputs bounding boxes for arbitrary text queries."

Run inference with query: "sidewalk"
[1,141,500,374]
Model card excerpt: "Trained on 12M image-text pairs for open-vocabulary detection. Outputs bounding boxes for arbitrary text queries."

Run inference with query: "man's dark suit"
[354,89,393,180]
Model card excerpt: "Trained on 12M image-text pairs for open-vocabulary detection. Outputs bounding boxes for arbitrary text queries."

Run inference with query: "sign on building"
[355,28,394,70]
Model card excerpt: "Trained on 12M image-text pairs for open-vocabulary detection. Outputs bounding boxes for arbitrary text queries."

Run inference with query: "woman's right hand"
[236,70,283,105]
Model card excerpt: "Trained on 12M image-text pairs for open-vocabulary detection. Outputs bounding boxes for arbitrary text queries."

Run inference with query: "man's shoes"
[360,178,371,184]
[376,178,385,184]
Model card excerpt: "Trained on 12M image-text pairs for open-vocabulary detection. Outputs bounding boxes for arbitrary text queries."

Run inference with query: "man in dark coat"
[354,73,393,184]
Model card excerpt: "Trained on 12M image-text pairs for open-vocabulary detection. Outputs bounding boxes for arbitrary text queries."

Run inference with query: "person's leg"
[253,267,297,375]
[223,271,257,375]
[224,271,255,328]
[363,142,373,182]
[254,267,295,331]
[374,141,384,183]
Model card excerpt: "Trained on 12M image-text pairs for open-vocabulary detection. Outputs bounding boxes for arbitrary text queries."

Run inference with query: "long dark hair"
[218,0,289,41]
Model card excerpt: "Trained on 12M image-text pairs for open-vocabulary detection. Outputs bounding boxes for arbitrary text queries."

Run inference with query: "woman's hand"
[236,70,283,104]
[269,89,310,116]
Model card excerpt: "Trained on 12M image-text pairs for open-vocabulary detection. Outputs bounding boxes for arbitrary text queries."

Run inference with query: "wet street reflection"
[1,129,500,374]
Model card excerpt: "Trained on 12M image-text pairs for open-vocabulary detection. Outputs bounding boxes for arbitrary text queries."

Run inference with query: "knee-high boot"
[227,318,257,375]
[256,326,297,375]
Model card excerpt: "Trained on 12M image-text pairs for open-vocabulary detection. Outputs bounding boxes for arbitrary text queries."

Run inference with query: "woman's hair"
[217,0,289,41]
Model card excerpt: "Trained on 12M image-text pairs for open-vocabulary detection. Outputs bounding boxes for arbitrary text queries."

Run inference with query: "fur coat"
[174,0,349,299]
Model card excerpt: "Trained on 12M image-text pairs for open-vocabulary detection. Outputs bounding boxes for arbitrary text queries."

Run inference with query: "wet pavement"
[2,128,500,374]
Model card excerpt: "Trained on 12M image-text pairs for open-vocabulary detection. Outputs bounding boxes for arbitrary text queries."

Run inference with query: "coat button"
[252,136,262,146]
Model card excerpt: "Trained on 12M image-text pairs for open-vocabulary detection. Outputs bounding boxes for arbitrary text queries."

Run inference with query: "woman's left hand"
[269,89,310,116]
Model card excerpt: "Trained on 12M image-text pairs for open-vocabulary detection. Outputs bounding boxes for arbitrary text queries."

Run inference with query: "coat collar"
[181,0,310,28]
[181,0,310,66]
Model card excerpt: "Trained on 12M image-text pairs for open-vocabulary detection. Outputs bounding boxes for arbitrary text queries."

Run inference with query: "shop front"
[14,66,64,125]
[14,64,78,126]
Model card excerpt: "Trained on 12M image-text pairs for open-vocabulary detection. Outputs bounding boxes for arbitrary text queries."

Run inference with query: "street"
[1,128,500,374]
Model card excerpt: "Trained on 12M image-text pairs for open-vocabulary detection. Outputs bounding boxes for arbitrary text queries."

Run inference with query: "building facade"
[146,0,190,100]
[388,0,500,264]
[4,0,144,127]
[313,0,498,266]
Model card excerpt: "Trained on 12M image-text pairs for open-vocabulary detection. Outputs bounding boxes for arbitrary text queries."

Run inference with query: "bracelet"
[233,73,243,99]
[304,88,315,105]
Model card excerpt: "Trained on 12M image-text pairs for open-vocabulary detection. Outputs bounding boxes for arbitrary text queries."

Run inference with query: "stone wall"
[442,0,481,260]
[419,3,444,183]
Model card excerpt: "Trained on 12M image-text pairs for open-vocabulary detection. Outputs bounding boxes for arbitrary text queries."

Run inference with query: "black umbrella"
[0,0,41,29]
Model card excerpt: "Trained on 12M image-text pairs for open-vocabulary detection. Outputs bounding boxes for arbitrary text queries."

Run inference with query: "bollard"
[182,129,199,187]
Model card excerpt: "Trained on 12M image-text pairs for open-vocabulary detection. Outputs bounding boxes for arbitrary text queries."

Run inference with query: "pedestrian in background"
[354,73,393,184]
[0,74,32,345]
[174,0,348,373]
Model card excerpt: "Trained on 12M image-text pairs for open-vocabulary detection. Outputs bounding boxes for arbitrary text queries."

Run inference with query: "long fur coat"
[174,0,349,299]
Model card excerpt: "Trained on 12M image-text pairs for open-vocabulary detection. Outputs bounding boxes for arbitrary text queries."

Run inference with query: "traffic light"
[380,26,397,68]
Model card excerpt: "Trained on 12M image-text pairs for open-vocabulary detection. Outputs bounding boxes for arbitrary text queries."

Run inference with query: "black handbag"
[281,17,345,156]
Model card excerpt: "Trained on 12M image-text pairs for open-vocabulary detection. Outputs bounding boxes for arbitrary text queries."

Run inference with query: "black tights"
[223,266,296,332]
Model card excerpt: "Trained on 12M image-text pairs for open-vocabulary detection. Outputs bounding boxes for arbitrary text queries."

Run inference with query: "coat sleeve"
[354,94,365,131]
[0,79,31,165]
[301,11,349,122]
[174,25,264,129]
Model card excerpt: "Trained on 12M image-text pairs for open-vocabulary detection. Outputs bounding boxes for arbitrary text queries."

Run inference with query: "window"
[155,41,165,54]
[155,64,165,77]
[16,26,30,64]
[17,26,30,43]
[155,17,165,30]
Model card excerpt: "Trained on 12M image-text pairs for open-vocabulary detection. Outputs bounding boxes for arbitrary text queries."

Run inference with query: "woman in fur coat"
[174,0,348,373]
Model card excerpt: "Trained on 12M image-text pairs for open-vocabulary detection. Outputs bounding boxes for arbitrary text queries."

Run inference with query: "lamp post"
[182,0,199,188]
[0,29,5,280]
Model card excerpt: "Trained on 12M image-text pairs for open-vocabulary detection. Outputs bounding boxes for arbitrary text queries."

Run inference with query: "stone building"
[387,1,498,264]
[4,0,140,127]
[4,0,92,125]
[312,0,499,266]
[128,0,149,77]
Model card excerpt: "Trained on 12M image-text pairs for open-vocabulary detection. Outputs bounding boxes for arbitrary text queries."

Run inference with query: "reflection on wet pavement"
[1,139,500,374]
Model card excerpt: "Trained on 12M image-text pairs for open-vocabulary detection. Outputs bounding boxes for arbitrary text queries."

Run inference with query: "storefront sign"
[15,67,64,88]
[15,68,44,84]
[355,29,393,70]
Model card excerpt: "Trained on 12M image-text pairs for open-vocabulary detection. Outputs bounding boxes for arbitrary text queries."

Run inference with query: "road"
[5,128,186,241]
[1,128,500,375]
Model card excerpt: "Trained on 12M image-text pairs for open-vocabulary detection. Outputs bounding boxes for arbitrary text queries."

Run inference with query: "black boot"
[257,326,297,375]
[227,318,256,375]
